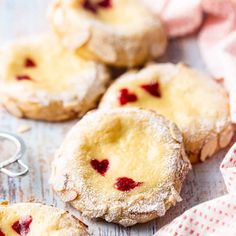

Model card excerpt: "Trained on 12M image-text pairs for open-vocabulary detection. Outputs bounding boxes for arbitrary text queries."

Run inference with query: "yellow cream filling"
[6,44,91,92]
[78,0,150,27]
[97,0,149,26]
[113,73,227,135]
[0,207,62,235]
[79,115,174,196]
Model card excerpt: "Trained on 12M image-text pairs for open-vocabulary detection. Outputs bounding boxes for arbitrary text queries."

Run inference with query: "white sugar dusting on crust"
[48,0,167,67]
[99,63,233,163]
[50,108,191,226]
[0,35,110,121]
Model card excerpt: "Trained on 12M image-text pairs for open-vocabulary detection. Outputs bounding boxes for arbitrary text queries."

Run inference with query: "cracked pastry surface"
[50,108,190,226]
[0,35,110,121]
[99,63,233,163]
[0,202,89,235]
[48,0,167,67]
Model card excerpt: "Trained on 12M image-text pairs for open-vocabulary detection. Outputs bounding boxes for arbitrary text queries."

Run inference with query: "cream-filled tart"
[0,202,88,235]
[48,0,167,67]
[50,108,190,226]
[0,35,110,121]
[99,63,233,163]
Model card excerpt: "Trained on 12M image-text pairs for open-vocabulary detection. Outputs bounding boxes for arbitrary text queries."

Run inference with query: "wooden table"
[0,1,235,235]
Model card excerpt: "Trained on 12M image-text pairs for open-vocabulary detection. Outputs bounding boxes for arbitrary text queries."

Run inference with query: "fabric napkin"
[155,143,236,235]
[143,0,236,123]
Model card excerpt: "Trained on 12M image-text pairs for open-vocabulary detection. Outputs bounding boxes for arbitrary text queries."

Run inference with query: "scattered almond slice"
[17,124,31,134]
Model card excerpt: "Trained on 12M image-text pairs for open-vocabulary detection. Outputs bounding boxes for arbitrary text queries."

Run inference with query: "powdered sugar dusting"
[50,108,190,226]
[100,63,232,162]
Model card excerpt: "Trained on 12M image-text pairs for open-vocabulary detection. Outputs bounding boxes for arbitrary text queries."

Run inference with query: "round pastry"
[48,0,167,67]
[50,108,190,226]
[99,63,233,163]
[0,35,110,121]
[0,202,88,235]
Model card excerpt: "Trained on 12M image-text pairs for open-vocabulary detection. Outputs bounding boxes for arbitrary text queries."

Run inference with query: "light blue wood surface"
[0,1,232,235]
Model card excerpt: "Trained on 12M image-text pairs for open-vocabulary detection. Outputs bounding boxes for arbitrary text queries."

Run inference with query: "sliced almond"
[219,125,234,148]
[170,186,182,203]
[64,27,91,50]
[180,145,191,166]
[4,100,23,118]
[200,133,218,162]
[169,122,182,143]
[89,32,117,63]
[60,189,78,202]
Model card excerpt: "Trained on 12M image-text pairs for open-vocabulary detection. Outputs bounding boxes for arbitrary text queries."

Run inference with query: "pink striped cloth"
[144,0,236,123]
[155,143,236,235]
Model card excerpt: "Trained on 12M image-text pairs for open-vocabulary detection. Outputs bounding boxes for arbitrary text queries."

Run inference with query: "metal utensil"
[0,132,28,177]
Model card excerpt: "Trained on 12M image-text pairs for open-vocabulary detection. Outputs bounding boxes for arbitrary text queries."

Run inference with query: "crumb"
[17,124,31,134]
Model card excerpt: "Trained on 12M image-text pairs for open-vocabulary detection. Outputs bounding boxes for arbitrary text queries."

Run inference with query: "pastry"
[48,0,167,67]
[50,108,190,226]
[0,35,110,121]
[0,202,88,235]
[99,63,233,163]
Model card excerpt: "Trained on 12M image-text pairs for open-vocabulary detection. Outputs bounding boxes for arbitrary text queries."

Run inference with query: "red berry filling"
[12,215,32,236]
[141,82,161,98]
[15,75,32,81]
[90,159,109,176]
[83,0,112,13]
[114,177,143,191]
[24,58,36,68]
[83,0,96,12]
[98,0,112,7]
[0,230,5,236]
[119,88,137,106]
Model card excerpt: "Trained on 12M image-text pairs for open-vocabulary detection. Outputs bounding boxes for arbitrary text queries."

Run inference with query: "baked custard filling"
[105,72,229,144]
[5,42,94,93]
[79,0,154,28]
[77,114,178,197]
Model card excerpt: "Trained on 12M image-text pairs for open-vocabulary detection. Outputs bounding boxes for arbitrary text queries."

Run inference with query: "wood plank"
[0,1,234,235]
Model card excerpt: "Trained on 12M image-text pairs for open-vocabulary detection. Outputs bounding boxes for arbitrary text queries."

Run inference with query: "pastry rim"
[0,35,110,121]
[99,63,233,163]
[0,201,89,235]
[48,0,167,67]
[50,108,190,226]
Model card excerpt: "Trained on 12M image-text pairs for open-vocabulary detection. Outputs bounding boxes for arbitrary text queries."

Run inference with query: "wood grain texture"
[0,1,235,235]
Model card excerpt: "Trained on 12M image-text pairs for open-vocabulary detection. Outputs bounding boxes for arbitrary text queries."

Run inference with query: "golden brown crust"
[48,0,167,67]
[50,108,190,226]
